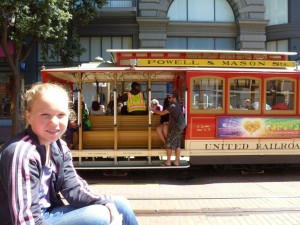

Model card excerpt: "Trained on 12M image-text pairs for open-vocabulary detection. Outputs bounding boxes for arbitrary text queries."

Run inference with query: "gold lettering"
[147,60,156,64]
[138,59,295,68]
[240,61,247,66]
[196,125,211,132]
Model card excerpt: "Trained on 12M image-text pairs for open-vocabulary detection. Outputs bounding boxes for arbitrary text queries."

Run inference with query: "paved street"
[78,166,300,225]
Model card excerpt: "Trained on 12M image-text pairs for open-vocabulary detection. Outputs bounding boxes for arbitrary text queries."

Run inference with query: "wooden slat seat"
[83,115,163,149]
[89,115,161,131]
[89,116,114,131]
[82,130,162,149]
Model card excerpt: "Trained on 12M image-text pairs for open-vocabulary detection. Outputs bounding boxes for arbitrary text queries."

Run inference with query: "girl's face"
[26,89,69,146]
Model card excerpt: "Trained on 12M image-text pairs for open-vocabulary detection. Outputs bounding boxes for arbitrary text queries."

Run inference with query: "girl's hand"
[105,203,123,225]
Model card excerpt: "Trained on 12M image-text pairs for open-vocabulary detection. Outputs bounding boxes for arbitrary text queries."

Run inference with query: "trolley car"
[41,49,300,169]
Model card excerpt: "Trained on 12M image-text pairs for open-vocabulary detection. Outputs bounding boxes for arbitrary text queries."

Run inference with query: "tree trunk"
[10,68,23,136]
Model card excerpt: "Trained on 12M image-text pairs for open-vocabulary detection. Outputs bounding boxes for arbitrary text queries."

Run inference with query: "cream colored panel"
[258,139,300,153]
[223,139,259,150]
[188,140,224,150]
[293,138,300,145]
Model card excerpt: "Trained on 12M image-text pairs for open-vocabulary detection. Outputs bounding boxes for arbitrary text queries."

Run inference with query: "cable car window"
[191,77,223,112]
[229,78,261,111]
[266,79,295,111]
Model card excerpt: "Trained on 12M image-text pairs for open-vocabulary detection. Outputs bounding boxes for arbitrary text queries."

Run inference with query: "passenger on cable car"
[149,91,185,166]
[272,95,289,110]
[117,82,147,115]
[74,99,91,130]
[244,99,255,110]
[151,99,163,111]
[66,101,78,149]
[90,101,106,115]
[251,102,272,110]
[105,101,125,115]
[117,102,126,114]
[155,96,169,148]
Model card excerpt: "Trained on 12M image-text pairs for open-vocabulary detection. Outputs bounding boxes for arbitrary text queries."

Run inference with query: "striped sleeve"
[6,137,47,225]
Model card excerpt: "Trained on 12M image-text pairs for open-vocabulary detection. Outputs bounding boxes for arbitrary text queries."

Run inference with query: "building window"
[229,78,261,112]
[167,0,235,50]
[102,0,137,8]
[264,0,288,25]
[38,36,133,63]
[78,36,132,62]
[167,37,235,50]
[266,40,288,52]
[191,77,224,113]
[168,0,234,22]
[37,44,60,63]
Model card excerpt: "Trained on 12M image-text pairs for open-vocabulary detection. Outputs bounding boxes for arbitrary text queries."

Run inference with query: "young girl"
[0,83,138,225]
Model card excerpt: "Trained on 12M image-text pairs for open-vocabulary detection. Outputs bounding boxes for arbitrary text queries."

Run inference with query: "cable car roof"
[107,49,297,64]
[41,49,299,84]
[41,64,299,84]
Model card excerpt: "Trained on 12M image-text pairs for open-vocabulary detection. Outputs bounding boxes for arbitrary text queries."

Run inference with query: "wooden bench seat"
[89,116,114,131]
[89,115,161,131]
[82,130,162,149]
[83,115,163,149]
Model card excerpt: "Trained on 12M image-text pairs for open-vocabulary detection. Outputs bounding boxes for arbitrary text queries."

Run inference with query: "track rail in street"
[130,196,300,217]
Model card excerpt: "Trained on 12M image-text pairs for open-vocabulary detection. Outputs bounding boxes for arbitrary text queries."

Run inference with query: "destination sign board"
[137,59,295,68]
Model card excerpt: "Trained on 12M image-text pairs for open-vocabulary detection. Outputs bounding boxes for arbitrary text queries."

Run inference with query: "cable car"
[41,49,300,169]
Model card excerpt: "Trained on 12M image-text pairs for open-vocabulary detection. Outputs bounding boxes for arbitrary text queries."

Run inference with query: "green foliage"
[43,0,107,66]
[0,0,106,66]
[0,0,106,134]
[1,1,71,45]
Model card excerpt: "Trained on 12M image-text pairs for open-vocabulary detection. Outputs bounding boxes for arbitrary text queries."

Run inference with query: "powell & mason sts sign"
[137,59,295,68]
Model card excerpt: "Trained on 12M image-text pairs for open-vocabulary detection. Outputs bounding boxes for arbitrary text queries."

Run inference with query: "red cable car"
[41,49,300,169]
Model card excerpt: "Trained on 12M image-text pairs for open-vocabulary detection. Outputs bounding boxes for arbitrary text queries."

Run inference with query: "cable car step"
[73,160,190,170]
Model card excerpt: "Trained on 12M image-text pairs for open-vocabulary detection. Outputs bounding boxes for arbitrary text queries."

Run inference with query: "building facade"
[0,0,300,119]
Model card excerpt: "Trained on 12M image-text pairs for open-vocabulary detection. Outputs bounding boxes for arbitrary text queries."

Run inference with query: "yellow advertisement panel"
[137,59,295,68]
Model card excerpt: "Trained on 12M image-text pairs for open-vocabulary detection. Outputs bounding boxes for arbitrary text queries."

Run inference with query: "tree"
[0,0,106,136]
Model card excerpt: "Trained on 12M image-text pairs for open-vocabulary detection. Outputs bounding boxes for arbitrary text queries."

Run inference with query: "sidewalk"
[84,168,300,225]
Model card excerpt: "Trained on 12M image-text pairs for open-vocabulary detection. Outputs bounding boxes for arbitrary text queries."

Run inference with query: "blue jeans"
[43,197,139,225]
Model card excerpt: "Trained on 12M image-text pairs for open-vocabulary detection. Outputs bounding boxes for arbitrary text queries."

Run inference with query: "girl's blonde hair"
[24,83,69,112]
